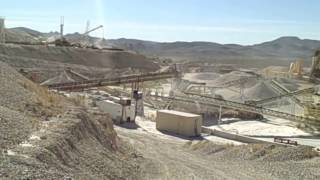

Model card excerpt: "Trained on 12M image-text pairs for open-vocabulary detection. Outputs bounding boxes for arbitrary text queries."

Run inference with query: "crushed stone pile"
[229,81,279,102]
[211,71,258,88]
[244,81,279,101]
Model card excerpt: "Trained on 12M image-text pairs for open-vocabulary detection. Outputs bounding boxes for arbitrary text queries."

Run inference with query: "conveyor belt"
[219,76,257,87]
[269,80,305,106]
[46,71,178,91]
[149,92,320,128]
[253,87,314,105]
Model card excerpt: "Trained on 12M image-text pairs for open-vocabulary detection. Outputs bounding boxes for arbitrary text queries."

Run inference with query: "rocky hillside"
[108,37,320,67]
[0,43,159,71]
[0,61,145,179]
[2,27,160,78]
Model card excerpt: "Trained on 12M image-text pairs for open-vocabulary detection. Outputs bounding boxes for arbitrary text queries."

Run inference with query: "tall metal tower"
[0,17,5,43]
[60,16,64,39]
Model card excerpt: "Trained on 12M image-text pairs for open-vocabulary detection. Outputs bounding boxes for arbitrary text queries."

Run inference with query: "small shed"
[156,110,202,137]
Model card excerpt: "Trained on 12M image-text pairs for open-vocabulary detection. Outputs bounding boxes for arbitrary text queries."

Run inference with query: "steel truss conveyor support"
[149,92,320,128]
[46,71,179,91]
[269,80,306,107]
[252,87,315,106]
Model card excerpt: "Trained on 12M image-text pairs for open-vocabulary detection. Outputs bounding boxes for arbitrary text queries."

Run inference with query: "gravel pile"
[244,81,279,100]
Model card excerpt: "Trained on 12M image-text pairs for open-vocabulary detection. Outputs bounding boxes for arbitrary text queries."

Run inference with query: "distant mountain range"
[107,37,320,67]
[5,27,320,67]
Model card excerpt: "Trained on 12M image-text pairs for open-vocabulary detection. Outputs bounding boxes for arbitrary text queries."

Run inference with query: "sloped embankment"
[0,43,160,71]
[1,109,143,179]
[0,61,144,179]
[0,60,63,149]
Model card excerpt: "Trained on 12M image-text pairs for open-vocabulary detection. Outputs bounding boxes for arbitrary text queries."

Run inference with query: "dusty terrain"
[116,118,320,180]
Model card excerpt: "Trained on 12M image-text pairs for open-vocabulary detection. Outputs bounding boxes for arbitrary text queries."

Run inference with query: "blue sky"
[1,0,320,44]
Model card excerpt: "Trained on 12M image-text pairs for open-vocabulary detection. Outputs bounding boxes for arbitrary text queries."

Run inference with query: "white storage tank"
[156,110,202,137]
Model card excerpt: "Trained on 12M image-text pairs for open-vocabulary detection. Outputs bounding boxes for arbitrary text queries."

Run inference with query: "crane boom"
[84,25,103,35]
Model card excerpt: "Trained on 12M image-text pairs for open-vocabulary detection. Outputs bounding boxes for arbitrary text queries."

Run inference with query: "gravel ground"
[116,124,320,180]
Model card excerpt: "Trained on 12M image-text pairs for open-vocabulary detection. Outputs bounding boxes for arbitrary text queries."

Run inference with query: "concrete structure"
[0,18,5,43]
[156,110,202,137]
[96,99,135,124]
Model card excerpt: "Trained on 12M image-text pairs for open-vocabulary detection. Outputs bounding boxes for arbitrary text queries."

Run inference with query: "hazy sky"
[1,0,320,44]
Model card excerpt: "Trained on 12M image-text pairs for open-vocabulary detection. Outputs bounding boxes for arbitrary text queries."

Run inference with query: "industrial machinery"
[289,60,303,78]
[84,25,104,36]
[51,18,104,48]
[310,50,320,81]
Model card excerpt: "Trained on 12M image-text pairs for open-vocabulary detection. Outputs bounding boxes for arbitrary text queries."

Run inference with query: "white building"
[156,110,202,137]
[96,99,135,124]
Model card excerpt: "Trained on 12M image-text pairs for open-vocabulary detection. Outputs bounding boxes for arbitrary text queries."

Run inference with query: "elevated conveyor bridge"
[46,70,179,91]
